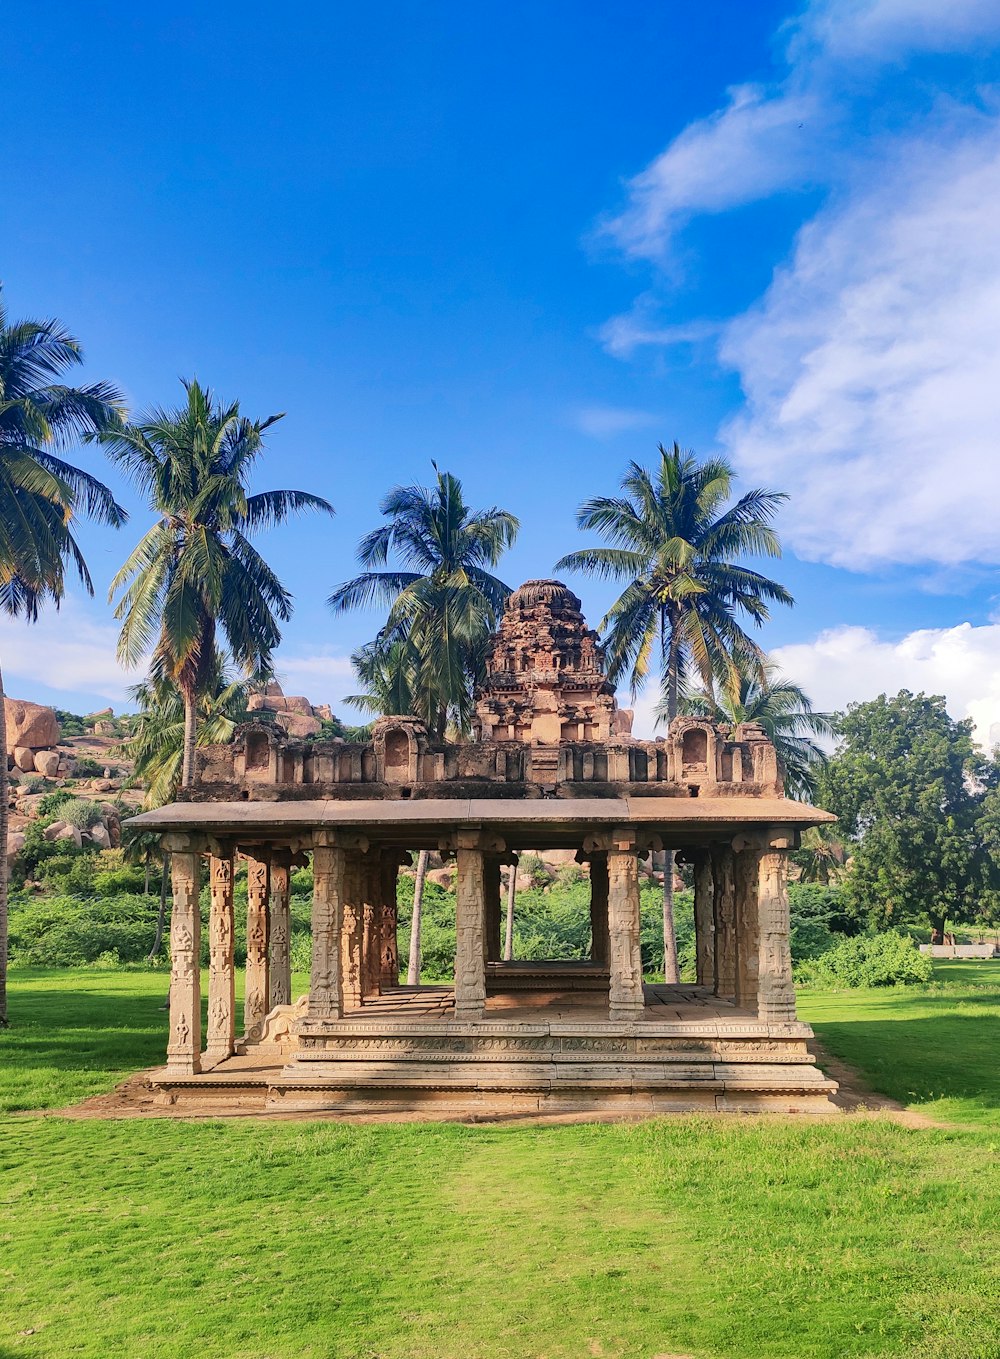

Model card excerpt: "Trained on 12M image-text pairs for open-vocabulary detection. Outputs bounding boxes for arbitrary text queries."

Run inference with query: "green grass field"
[2,966,999,1359]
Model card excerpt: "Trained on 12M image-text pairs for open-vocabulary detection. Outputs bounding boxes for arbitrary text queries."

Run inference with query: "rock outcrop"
[4,698,60,750]
[247,681,325,739]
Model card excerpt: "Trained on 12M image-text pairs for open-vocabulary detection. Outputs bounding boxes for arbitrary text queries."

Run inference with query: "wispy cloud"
[599,0,1000,572]
[0,598,135,703]
[569,405,659,439]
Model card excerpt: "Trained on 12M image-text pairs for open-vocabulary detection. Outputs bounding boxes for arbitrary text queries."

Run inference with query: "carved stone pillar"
[243,851,271,1040]
[734,843,761,1010]
[379,852,405,989]
[310,831,347,1019]
[758,833,796,1024]
[711,844,737,999]
[454,834,490,1020]
[205,846,236,1066]
[268,849,292,1010]
[360,849,382,1000]
[164,836,203,1074]
[340,849,365,1010]
[484,854,503,963]
[692,849,715,988]
[588,850,610,966]
[606,830,644,1022]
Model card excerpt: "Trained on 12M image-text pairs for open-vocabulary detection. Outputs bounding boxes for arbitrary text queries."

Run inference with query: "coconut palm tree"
[679,661,832,801]
[555,442,792,982]
[0,289,126,1024]
[343,633,419,720]
[329,467,518,737]
[99,380,334,786]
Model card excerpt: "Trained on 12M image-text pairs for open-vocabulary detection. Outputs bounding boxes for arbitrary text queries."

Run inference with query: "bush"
[71,757,103,779]
[37,789,75,821]
[19,773,48,793]
[59,798,106,830]
[8,893,163,966]
[795,930,933,988]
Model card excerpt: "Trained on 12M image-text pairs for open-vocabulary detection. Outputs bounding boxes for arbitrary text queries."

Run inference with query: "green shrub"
[795,930,933,988]
[59,798,105,830]
[8,893,163,966]
[71,757,103,779]
[37,789,74,822]
[92,864,148,895]
[19,773,48,793]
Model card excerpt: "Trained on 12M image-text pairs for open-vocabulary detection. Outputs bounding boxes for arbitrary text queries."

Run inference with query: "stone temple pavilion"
[128,580,839,1115]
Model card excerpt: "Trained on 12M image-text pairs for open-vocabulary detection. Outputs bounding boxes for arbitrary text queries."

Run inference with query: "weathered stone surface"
[6,831,25,858]
[4,698,60,750]
[43,819,67,841]
[279,712,321,738]
[12,747,35,773]
[55,823,83,848]
[88,822,111,849]
[33,750,60,777]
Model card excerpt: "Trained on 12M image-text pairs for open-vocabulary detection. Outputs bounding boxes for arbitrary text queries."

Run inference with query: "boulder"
[426,866,455,889]
[280,713,321,739]
[88,822,111,849]
[43,820,67,841]
[246,693,268,712]
[284,695,314,716]
[314,704,333,722]
[264,681,284,698]
[4,698,60,750]
[93,720,116,736]
[13,747,35,773]
[6,831,25,859]
[55,823,83,848]
[33,750,60,778]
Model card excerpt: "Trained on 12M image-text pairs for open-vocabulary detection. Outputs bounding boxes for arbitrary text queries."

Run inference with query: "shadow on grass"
[812,1012,999,1112]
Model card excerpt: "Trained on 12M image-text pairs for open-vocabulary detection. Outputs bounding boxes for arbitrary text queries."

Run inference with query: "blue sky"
[4,0,1000,740]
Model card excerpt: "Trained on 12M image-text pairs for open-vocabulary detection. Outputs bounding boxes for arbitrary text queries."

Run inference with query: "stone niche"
[372,716,427,786]
[472,580,628,746]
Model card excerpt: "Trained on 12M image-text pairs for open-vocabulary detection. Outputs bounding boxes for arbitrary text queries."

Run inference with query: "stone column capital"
[312,828,369,852]
[161,831,211,855]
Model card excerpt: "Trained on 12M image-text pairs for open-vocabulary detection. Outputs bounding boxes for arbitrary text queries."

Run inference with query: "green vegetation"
[796,930,933,988]
[2,966,1000,1358]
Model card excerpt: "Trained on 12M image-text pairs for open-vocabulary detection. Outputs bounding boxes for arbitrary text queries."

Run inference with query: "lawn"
[2,967,999,1359]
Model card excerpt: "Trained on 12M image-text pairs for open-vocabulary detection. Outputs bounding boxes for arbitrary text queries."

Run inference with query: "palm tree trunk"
[0,654,9,1027]
[504,861,516,961]
[406,849,428,985]
[149,854,170,961]
[144,849,152,897]
[181,690,197,788]
[661,611,680,984]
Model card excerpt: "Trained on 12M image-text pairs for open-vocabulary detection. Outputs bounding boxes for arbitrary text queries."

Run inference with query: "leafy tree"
[820,691,994,940]
[680,660,831,800]
[0,288,125,1025]
[329,467,518,737]
[556,442,791,981]
[99,379,334,786]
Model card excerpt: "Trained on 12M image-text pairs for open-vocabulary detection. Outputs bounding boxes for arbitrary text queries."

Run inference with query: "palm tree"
[679,661,832,801]
[0,288,125,1025]
[329,467,518,737]
[119,654,252,810]
[99,380,334,786]
[555,442,792,982]
[344,633,419,720]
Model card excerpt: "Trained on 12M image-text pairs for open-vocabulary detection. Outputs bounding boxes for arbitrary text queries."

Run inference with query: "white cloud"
[0,598,134,703]
[721,121,1000,568]
[570,405,658,438]
[274,652,355,702]
[772,620,1000,748]
[792,0,1000,61]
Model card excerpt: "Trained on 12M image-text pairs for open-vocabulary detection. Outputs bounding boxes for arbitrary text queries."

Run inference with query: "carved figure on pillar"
[164,836,203,1074]
[310,831,351,1019]
[205,847,236,1064]
[341,850,365,1009]
[690,849,715,989]
[604,830,644,1022]
[455,832,498,1019]
[360,849,383,1000]
[269,850,293,1010]
[379,852,407,989]
[244,851,271,1040]
[757,831,797,1024]
[711,844,737,999]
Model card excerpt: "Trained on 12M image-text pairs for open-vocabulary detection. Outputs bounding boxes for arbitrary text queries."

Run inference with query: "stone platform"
[150,985,839,1117]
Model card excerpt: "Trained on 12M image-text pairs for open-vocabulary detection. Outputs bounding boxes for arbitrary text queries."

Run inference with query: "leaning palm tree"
[555,442,792,982]
[329,467,518,737]
[0,288,125,1024]
[679,661,832,801]
[99,380,334,786]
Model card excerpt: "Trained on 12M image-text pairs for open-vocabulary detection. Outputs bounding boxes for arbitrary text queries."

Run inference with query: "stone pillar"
[711,844,737,998]
[484,854,503,963]
[361,849,382,1000]
[588,850,610,966]
[692,849,715,988]
[607,830,644,1022]
[309,831,347,1019]
[340,849,365,1009]
[244,851,271,1041]
[379,852,404,989]
[268,849,292,1010]
[164,836,202,1074]
[758,833,796,1024]
[734,843,761,1010]
[205,846,236,1066]
[454,835,489,1020]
